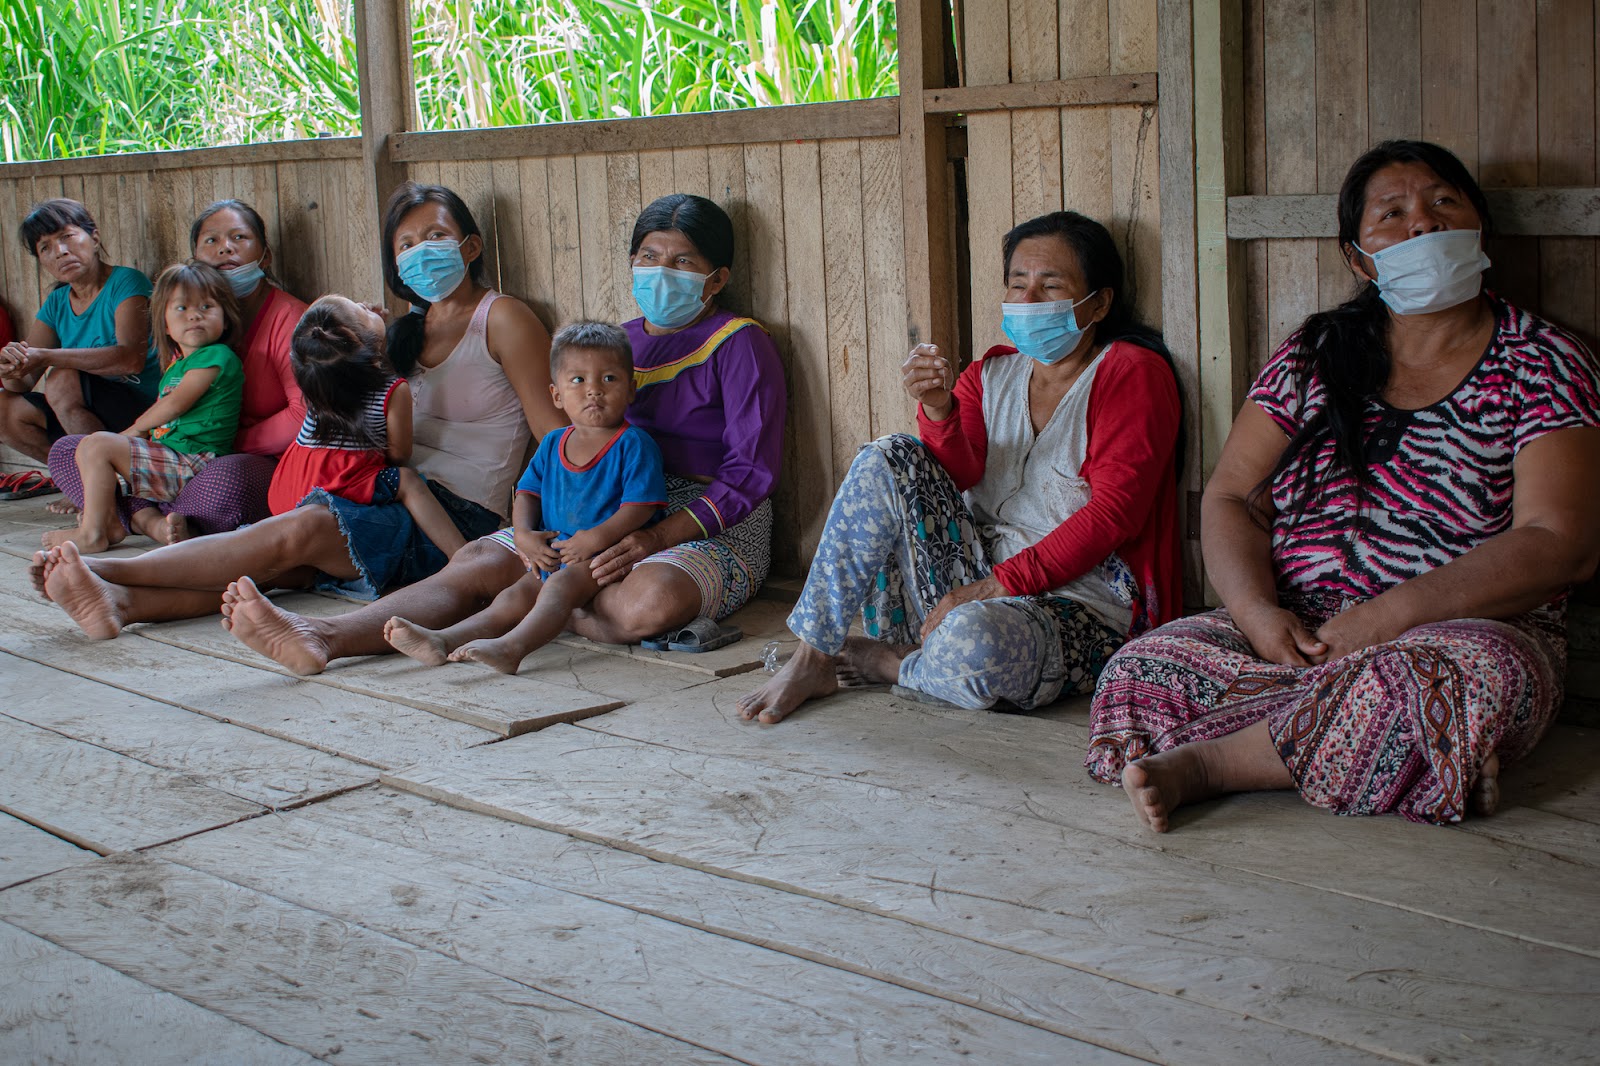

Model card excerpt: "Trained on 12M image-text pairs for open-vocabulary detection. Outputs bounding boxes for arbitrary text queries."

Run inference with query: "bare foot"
[46,499,79,516]
[384,617,452,666]
[43,542,126,640]
[29,548,59,599]
[42,521,122,554]
[129,508,165,542]
[836,636,916,686]
[447,637,525,675]
[1122,750,1217,833]
[164,513,191,544]
[1470,752,1501,817]
[220,576,330,675]
[736,643,839,724]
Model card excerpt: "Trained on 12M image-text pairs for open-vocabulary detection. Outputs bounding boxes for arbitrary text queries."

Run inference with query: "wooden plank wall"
[0,148,379,352]
[1240,0,1600,379]
[962,0,1164,349]
[404,139,910,576]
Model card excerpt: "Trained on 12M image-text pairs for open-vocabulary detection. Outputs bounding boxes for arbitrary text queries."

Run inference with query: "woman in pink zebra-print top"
[1087,139,1600,830]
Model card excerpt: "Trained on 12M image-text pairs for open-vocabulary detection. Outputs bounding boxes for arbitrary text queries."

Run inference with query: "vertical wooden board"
[1366,0,1421,140]
[1315,0,1367,312]
[1010,109,1065,223]
[455,160,497,292]
[574,153,614,322]
[490,158,526,303]
[1009,0,1060,81]
[966,113,1013,353]
[819,140,871,476]
[638,149,678,210]
[1108,0,1157,74]
[1418,0,1477,169]
[110,172,142,277]
[516,157,559,328]
[861,138,912,438]
[1242,0,1271,370]
[319,160,353,299]
[742,143,790,347]
[1476,0,1538,312]
[546,155,585,328]
[249,164,283,278]
[165,167,196,272]
[965,0,1011,85]
[707,144,751,318]
[1534,0,1597,349]
[344,158,383,304]
[671,146,711,197]
[4,179,34,317]
[0,181,11,315]
[1061,107,1114,221]
[1110,105,1162,330]
[1264,0,1317,196]
[273,163,318,307]
[1266,239,1320,348]
[189,167,215,224]
[779,139,831,562]
[606,152,643,324]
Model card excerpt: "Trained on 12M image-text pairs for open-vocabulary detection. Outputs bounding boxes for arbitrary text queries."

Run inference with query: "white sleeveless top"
[966,351,1135,631]
[408,291,529,521]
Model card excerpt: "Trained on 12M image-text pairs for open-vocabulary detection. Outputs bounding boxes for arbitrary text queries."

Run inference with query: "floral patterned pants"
[787,434,1123,710]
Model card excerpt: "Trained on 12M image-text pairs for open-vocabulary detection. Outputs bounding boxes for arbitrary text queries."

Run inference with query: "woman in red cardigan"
[740,211,1184,723]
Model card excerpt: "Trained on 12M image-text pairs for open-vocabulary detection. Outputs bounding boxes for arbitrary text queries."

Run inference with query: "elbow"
[116,347,146,377]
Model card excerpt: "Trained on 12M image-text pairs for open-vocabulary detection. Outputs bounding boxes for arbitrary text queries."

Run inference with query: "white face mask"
[1354,229,1490,315]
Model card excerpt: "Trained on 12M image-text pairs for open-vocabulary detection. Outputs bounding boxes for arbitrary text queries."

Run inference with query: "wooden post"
[900,0,958,352]
[352,0,415,305]
[1157,0,1204,607]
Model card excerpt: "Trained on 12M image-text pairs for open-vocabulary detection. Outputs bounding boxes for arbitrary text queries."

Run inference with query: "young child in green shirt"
[44,262,244,554]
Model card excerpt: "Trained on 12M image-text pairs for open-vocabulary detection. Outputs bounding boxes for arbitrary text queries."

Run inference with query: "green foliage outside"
[0,0,898,163]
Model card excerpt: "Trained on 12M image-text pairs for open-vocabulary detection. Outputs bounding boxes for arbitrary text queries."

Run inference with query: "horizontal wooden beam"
[0,137,363,179]
[922,73,1158,114]
[391,99,901,163]
[1227,187,1600,239]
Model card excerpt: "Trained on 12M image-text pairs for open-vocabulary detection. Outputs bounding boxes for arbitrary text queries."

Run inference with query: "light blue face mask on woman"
[1353,229,1490,315]
[221,260,264,299]
[632,265,712,329]
[1001,290,1100,365]
[397,238,468,304]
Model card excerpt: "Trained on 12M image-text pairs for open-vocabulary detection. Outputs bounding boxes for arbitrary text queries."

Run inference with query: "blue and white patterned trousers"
[787,434,1124,710]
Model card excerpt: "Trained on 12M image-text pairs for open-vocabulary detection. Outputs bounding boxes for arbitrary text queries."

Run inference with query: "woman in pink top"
[45,199,308,539]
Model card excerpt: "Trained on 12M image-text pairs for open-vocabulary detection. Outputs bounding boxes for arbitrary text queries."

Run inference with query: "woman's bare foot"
[736,643,839,724]
[42,521,122,554]
[1122,750,1216,833]
[220,576,330,676]
[1470,752,1501,816]
[29,548,59,598]
[42,542,126,639]
[836,636,916,686]
[447,637,525,675]
[384,617,453,666]
[46,499,79,516]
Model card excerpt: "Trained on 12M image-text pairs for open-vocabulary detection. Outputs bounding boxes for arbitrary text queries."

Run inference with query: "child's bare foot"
[1470,752,1501,816]
[447,637,525,675]
[43,542,126,639]
[163,513,191,544]
[42,521,122,554]
[736,643,839,724]
[220,576,329,676]
[384,617,452,666]
[46,499,79,516]
[836,636,916,686]
[129,508,165,542]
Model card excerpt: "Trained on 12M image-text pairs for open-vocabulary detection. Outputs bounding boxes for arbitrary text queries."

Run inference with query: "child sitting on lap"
[43,262,243,553]
[384,320,665,674]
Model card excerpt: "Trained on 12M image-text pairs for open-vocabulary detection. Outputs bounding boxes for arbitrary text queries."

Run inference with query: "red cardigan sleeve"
[916,346,1010,491]
[992,344,1181,595]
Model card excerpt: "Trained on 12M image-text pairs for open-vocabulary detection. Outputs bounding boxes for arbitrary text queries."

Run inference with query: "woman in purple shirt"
[105,194,787,674]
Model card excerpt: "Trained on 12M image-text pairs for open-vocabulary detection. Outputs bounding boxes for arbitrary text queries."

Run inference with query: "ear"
[702,266,730,301]
[459,233,485,265]
[1344,242,1376,284]
[259,247,273,275]
[1087,287,1115,326]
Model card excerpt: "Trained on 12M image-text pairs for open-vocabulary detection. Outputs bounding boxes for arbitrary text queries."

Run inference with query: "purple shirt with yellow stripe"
[624,309,786,538]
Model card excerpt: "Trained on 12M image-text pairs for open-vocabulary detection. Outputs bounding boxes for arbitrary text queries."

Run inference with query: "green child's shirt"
[149,342,244,455]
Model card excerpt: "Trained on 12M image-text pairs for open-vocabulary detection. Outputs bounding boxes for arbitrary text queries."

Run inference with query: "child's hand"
[514,528,560,573]
[554,528,609,564]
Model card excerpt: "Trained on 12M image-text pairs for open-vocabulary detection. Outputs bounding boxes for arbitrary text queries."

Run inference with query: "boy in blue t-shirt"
[384,321,666,674]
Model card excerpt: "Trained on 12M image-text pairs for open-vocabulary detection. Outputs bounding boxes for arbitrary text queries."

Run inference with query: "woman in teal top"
[0,199,155,470]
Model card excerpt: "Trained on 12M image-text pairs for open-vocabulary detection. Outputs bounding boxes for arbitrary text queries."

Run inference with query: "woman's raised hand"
[902,343,954,419]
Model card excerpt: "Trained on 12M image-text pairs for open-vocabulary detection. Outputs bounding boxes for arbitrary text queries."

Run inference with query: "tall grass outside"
[0,0,898,162]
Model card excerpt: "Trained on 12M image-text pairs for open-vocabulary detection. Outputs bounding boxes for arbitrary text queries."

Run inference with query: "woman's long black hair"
[380,182,487,376]
[1002,210,1186,471]
[1248,139,1492,521]
[291,298,392,450]
[629,194,735,270]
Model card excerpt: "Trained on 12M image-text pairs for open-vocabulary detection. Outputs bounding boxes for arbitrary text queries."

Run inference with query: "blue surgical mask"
[633,265,712,329]
[1001,291,1100,365]
[221,260,264,299]
[1354,229,1489,315]
[396,239,468,304]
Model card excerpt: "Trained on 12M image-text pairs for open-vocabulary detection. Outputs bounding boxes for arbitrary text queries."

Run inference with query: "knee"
[0,392,38,441]
[444,537,525,596]
[42,368,84,410]
[76,431,123,460]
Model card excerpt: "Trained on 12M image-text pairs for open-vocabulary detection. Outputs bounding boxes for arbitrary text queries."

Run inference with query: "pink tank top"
[408,291,529,520]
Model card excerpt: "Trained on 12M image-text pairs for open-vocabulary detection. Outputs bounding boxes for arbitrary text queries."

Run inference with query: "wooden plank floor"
[2,495,1597,1064]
